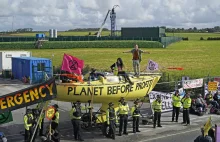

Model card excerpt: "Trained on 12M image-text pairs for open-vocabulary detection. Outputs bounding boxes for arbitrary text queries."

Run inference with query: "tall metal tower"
[110,5,119,37]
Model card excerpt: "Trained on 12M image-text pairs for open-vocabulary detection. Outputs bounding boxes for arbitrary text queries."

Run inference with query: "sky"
[0,0,220,31]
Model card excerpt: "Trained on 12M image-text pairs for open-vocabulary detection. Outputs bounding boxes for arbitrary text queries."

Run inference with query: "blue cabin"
[12,57,52,84]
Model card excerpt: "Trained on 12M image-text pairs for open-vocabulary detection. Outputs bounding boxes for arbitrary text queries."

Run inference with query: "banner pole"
[90,86,94,125]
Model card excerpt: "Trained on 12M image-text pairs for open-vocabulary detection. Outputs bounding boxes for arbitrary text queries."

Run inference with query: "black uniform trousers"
[109,120,116,139]
[73,119,82,140]
[51,122,58,131]
[153,112,161,126]
[172,106,180,122]
[25,128,33,142]
[39,118,44,136]
[119,114,128,134]
[183,108,190,124]
[132,116,140,132]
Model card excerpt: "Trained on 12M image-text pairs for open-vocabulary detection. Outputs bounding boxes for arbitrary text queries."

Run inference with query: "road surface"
[0,78,219,142]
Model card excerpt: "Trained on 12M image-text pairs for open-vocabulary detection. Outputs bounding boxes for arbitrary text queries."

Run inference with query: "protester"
[123,44,150,76]
[110,58,133,85]
[196,94,206,110]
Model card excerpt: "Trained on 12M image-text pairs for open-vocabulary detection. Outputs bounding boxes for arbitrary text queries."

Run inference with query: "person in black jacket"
[110,58,133,85]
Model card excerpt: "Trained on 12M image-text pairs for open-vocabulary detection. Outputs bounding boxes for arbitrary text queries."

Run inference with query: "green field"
[13,40,217,80]
[166,32,220,41]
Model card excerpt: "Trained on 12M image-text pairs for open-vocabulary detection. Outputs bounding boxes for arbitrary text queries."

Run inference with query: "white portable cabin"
[0,51,32,71]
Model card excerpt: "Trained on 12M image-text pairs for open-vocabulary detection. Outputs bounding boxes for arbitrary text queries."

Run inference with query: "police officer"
[181,93,191,126]
[172,90,181,122]
[106,102,118,140]
[118,98,129,136]
[70,101,91,141]
[152,95,162,128]
[51,104,59,131]
[131,99,141,133]
[24,109,34,142]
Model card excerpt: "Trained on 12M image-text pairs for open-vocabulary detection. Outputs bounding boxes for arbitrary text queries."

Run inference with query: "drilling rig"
[97,5,119,37]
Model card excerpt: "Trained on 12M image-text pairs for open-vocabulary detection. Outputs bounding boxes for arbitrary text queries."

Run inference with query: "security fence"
[0,36,182,47]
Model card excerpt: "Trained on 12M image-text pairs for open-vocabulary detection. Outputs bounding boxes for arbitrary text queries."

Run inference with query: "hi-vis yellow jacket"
[182,97,191,109]
[106,107,118,125]
[69,106,92,120]
[24,114,34,130]
[152,100,162,112]
[118,103,129,115]
[131,104,141,117]
[172,95,182,107]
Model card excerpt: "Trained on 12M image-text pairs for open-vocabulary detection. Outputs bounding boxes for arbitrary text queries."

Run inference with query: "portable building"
[0,51,32,71]
[12,57,52,84]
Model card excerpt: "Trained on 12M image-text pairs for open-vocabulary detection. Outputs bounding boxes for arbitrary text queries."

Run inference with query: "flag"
[61,53,84,75]
[203,116,212,136]
[147,59,159,71]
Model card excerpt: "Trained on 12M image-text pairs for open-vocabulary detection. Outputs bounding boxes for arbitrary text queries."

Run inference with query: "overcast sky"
[0,0,220,31]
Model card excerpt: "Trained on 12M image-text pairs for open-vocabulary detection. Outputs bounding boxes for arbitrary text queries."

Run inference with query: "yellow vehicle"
[55,74,160,124]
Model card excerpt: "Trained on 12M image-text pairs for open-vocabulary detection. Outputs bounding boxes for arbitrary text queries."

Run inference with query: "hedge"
[0,41,163,49]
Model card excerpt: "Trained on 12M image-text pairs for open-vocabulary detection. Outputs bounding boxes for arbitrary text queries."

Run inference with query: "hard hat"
[108,102,114,106]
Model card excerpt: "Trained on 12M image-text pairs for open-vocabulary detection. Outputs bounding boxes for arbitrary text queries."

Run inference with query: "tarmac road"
[0,78,219,142]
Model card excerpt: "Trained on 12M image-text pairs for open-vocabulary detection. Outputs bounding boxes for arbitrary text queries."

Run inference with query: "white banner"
[149,89,185,112]
[183,78,203,89]
[149,91,173,112]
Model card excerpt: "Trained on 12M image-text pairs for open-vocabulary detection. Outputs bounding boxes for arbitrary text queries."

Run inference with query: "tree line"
[163,26,220,33]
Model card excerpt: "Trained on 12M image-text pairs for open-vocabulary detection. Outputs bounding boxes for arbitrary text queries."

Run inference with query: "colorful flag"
[147,59,159,71]
[61,53,84,75]
[203,116,212,136]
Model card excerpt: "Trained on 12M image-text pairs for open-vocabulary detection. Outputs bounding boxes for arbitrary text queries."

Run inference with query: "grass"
[166,32,220,41]
[6,40,215,80]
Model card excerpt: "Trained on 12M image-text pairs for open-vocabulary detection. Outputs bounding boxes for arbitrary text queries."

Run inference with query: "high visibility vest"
[24,114,34,130]
[131,105,141,117]
[182,98,191,109]
[172,95,182,107]
[70,106,91,120]
[106,107,117,124]
[152,100,162,112]
[118,104,129,115]
[207,94,213,101]
[52,111,59,124]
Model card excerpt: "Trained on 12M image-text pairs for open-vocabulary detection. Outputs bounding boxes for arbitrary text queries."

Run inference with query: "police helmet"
[76,100,81,104]
[108,102,114,106]
[53,104,59,109]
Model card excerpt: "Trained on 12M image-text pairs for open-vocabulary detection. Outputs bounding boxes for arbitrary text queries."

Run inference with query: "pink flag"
[61,53,84,75]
